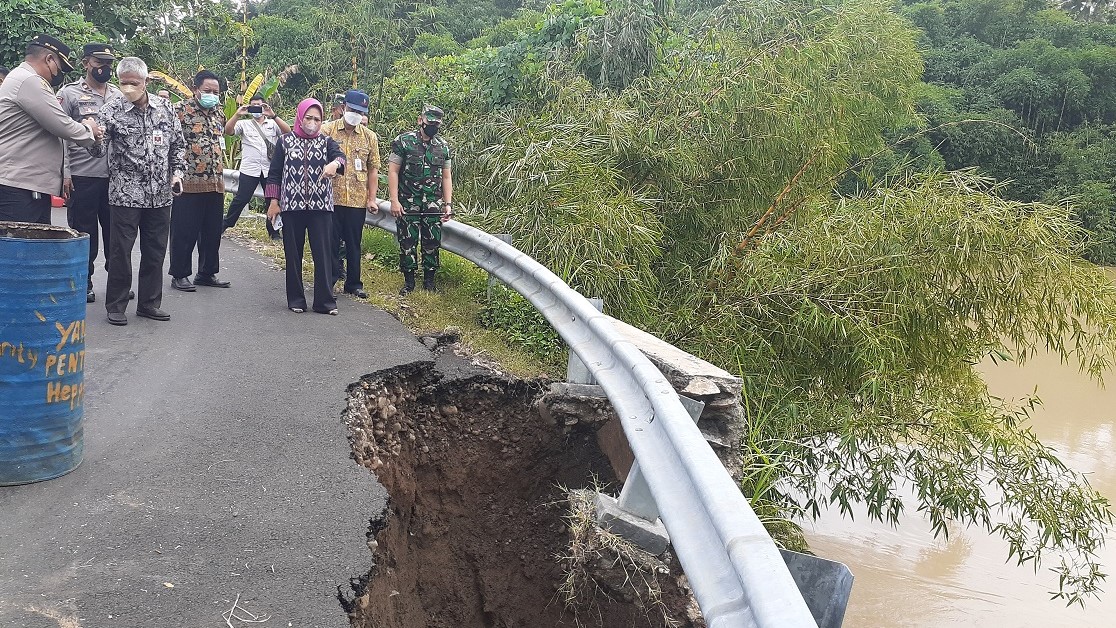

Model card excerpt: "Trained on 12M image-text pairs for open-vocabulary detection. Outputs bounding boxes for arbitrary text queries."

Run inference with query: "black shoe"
[106,312,128,326]
[87,290,95,303]
[194,274,231,288]
[399,272,416,295]
[136,307,170,321]
[422,269,437,292]
[348,288,368,299]
[128,290,135,300]
[171,277,196,292]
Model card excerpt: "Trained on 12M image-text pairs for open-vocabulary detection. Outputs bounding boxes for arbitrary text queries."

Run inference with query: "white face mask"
[251,112,263,119]
[343,111,362,126]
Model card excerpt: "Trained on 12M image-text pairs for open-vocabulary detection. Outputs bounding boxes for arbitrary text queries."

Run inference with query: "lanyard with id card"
[153,130,165,146]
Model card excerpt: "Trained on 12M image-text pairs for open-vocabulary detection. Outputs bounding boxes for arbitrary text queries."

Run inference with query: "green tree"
[61,0,167,41]
[0,0,99,69]
[405,0,1116,602]
[890,0,1116,261]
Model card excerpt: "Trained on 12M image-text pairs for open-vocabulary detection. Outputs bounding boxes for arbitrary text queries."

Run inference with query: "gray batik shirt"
[89,93,186,208]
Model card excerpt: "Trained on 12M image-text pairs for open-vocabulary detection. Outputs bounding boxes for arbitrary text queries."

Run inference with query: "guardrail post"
[616,395,704,521]
[596,394,705,555]
[567,297,603,385]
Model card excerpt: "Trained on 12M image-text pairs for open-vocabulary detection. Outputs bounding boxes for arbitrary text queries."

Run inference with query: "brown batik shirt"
[175,97,226,194]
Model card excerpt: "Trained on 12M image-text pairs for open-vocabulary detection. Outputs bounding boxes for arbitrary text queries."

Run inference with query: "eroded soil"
[340,359,699,628]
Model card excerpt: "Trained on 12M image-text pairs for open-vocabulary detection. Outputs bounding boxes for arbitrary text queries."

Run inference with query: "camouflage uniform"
[389,123,452,274]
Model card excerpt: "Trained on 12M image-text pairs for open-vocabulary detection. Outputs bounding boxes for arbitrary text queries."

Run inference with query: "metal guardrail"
[223,170,818,628]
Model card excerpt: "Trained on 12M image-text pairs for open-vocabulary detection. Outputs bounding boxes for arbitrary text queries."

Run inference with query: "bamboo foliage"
[684,171,1116,605]
[444,0,1116,604]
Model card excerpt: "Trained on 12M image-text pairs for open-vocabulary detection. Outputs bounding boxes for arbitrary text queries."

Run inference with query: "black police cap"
[82,43,115,61]
[27,34,75,72]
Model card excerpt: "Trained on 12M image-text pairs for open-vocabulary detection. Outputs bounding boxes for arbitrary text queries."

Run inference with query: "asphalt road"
[0,211,430,627]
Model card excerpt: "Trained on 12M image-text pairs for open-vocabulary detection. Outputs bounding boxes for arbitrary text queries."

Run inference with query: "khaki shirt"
[0,63,96,195]
[322,119,381,208]
[59,77,122,179]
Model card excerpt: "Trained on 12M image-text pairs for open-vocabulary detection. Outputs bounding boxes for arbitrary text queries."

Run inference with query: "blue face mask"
[199,93,220,109]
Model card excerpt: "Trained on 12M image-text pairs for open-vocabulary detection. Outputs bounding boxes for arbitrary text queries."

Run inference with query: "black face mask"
[48,58,65,88]
[90,65,111,84]
[422,123,440,137]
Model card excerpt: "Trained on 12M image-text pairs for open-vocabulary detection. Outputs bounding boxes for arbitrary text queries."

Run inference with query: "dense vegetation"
[895,0,1116,262]
[5,0,1116,605]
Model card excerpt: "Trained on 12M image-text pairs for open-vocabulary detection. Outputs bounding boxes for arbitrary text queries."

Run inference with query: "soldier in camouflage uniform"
[388,104,454,294]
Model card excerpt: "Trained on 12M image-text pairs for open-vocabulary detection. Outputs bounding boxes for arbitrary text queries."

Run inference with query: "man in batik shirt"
[169,69,229,292]
[90,57,186,326]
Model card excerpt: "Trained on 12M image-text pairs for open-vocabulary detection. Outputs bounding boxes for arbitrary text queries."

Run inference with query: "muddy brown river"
[805,346,1116,627]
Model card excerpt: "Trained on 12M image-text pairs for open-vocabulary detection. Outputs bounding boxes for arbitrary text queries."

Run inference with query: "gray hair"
[116,56,148,79]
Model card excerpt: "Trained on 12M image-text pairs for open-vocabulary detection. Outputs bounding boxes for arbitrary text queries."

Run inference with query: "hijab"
[293,98,324,139]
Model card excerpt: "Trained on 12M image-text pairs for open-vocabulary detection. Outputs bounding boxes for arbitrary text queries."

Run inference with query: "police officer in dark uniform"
[59,43,123,302]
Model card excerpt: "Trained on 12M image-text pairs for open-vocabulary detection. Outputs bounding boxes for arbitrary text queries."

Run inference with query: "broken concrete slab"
[595,492,670,556]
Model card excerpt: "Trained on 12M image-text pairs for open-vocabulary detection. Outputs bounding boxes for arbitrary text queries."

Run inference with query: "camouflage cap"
[421,104,444,121]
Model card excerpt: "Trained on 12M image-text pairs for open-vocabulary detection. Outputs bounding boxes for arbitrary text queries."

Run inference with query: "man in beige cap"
[0,34,102,223]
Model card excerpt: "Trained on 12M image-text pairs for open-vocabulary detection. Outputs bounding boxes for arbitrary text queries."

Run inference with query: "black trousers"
[0,184,52,224]
[282,210,336,312]
[107,205,171,314]
[332,205,366,292]
[170,191,224,279]
[223,172,278,238]
[67,176,111,290]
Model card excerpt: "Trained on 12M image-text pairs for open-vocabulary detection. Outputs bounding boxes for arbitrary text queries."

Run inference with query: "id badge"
[219,136,227,151]
[354,158,363,172]
[153,130,164,146]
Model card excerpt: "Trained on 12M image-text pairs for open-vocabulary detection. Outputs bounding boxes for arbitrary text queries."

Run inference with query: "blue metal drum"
[0,222,89,485]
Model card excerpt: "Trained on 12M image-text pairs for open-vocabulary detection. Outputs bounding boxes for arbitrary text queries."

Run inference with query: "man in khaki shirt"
[0,35,102,223]
[321,89,380,299]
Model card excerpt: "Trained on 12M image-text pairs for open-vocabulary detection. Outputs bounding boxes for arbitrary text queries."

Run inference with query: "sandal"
[289,307,305,313]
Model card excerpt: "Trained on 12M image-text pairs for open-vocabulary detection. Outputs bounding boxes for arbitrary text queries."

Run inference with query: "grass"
[226,215,564,379]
